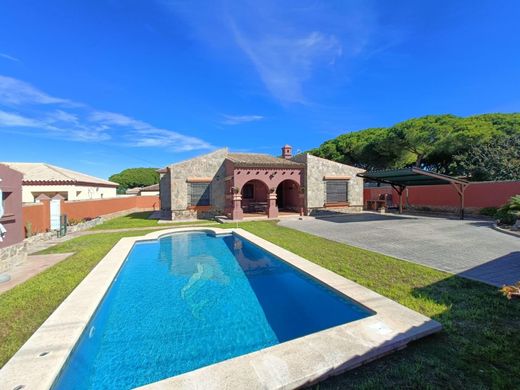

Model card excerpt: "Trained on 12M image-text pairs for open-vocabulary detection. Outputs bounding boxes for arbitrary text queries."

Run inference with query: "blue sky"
[1,0,519,179]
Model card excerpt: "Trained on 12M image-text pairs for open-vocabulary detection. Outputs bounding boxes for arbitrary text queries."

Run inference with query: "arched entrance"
[241,179,269,215]
[276,179,301,212]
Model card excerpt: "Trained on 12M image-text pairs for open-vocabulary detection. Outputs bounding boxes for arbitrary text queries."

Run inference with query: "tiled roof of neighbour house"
[140,184,159,191]
[226,153,305,168]
[0,162,118,187]
[126,187,142,194]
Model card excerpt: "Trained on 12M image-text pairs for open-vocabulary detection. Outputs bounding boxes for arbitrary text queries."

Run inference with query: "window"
[188,182,211,206]
[325,180,348,204]
[242,183,254,199]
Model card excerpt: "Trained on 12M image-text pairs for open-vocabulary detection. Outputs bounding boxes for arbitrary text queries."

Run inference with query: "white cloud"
[90,111,213,151]
[0,75,71,106]
[221,114,264,125]
[46,109,79,124]
[231,26,342,104]
[132,128,213,151]
[89,111,150,130]
[159,0,380,104]
[0,53,20,62]
[0,110,43,127]
[0,75,214,151]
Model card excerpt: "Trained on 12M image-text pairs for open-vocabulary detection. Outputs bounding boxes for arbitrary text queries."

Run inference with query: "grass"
[89,211,218,230]
[1,220,519,388]
[0,230,159,366]
[237,221,520,389]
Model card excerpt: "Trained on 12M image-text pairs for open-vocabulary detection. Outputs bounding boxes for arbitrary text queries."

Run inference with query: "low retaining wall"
[364,180,520,213]
[0,218,105,275]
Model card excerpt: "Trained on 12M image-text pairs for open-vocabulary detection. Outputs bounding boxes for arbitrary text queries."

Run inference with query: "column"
[299,192,305,216]
[267,192,278,219]
[231,193,243,220]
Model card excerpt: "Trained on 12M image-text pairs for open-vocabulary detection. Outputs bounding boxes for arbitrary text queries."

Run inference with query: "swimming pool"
[54,231,373,389]
[0,227,441,390]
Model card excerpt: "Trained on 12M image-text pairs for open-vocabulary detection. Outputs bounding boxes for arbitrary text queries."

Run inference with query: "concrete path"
[279,213,520,286]
[0,253,74,293]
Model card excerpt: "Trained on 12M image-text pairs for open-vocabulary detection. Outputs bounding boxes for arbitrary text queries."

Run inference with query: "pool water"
[54,232,372,389]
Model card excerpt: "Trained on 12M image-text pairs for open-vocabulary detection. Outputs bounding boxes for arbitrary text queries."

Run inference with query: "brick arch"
[233,169,303,190]
[229,167,304,220]
[276,179,302,212]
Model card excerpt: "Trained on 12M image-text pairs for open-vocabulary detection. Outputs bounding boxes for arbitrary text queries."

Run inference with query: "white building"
[0,162,118,203]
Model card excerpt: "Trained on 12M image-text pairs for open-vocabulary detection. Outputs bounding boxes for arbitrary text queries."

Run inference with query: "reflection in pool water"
[54,231,372,390]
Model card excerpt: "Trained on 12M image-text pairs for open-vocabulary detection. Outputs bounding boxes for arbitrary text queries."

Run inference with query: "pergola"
[358,167,470,219]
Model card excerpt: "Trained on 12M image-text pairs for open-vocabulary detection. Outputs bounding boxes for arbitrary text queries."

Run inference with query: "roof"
[358,167,468,187]
[1,162,118,187]
[140,184,159,191]
[126,187,142,194]
[226,153,304,168]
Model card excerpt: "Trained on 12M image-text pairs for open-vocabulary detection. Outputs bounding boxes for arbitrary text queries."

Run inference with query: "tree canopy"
[109,168,159,193]
[310,113,520,180]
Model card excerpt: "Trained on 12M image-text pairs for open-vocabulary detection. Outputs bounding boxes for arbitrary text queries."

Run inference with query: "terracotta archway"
[225,162,304,220]
[275,179,301,211]
[240,179,269,215]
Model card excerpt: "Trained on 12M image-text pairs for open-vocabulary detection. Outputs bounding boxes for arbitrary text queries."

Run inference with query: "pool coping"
[0,227,442,390]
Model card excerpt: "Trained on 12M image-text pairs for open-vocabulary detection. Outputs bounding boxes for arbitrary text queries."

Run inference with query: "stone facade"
[160,148,364,220]
[0,241,27,274]
[292,153,364,214]
[160,149,229,220]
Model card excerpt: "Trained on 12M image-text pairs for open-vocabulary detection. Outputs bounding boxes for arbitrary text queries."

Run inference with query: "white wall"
[22,184,117,203]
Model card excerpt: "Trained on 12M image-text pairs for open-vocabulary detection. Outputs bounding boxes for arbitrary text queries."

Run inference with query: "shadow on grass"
[307,273,520,389]
[120,211,153,220]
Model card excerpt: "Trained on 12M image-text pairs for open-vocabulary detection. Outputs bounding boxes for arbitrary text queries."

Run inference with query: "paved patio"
[279,212,520,286]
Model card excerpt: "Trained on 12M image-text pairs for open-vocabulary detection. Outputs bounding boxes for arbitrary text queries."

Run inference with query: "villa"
[159,145,364,220]
[0,162,118,203]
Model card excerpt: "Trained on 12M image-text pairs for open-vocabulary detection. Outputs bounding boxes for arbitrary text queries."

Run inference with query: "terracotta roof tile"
[226,153,304,168]
[1,162,118,186]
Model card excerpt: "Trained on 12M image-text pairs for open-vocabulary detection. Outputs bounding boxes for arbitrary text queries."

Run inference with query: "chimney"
[281,144,293,159]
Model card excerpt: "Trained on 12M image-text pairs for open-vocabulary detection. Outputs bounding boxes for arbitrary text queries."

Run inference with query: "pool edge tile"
[0,227,442,390]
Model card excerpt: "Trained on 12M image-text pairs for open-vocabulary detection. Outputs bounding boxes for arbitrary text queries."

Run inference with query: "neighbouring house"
[159,145,364,220]
[139,184,160,196]
[125,187,142,195]
[126,184,160,196]
[0,162,118,203]
[0,164,23,249]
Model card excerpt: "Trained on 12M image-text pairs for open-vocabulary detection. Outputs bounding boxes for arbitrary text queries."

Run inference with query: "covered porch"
[223,155,305,221]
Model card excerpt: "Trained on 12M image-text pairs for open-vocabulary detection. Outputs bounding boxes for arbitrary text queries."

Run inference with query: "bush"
[496,195,520,225]
[479,207,498,217]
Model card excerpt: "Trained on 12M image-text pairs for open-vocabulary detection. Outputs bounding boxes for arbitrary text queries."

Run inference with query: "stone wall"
[292,154,364,213]
[0,241,27,274]
[0,217,104,275]
[167,148,229,220]
[159,169,171,218]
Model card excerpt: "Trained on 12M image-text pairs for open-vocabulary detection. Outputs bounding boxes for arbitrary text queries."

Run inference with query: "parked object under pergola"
[359,167,470,219]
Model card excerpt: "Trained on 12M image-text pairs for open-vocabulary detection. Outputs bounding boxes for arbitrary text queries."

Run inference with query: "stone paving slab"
[0,253,74,294]
[279,212,520,287]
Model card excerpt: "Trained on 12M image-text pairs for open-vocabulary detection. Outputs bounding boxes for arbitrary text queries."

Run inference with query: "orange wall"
[364,181,520,209]
[22,196,160,234]
[62,196,160,221]
[21,202,49,235]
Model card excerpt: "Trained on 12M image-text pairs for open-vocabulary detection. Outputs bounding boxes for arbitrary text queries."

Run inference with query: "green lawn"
[89,211,218,230]
[1,221,519,388]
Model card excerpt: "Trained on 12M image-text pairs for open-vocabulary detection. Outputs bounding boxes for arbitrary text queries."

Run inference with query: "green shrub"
[496,195,520,225]
[479,207,498,217]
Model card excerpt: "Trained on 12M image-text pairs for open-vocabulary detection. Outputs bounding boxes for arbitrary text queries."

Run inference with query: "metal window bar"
[325,180,348,203]
[189,182,211,206]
